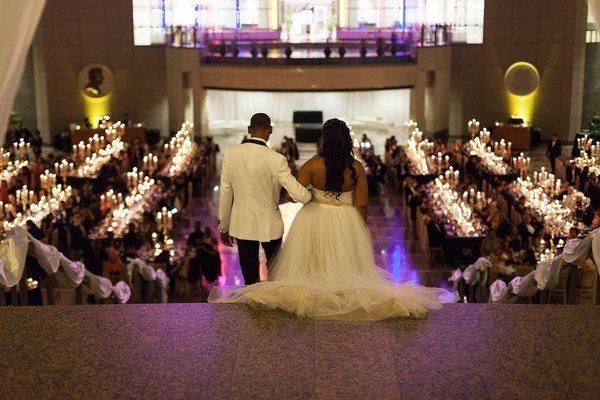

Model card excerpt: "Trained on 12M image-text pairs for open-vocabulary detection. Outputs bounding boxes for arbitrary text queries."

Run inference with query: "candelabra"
[443,166,460,188]
[54,160,75,183]
[467,119,480,139]
[578,134,593,155]
[479,128,491,144]
[40,170,56,192]
[512,152,531,178]
[100,189,122,211]
[405,128,435,175]
[13,139,30,161]
[126,167,145,190]
[156,206,175,235]
[462,187,490,211]
[0,149,10,170]
[143,153,158,176]
[163,122,198,178]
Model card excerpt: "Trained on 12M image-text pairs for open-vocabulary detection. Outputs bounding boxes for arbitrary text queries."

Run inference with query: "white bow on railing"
[0,226,130,303]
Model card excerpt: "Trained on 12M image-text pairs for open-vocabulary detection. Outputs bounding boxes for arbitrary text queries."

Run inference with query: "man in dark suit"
[546,134,562,174]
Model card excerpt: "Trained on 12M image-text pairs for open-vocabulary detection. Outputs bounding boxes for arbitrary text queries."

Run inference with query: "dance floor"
[186,121,448,290]
[1,303,599,399]
[185,179,447,290]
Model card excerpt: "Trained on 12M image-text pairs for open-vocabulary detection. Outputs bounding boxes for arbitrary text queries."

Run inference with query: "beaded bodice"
[311,188,354,207]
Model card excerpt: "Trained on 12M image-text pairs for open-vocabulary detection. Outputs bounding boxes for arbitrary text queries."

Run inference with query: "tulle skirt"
[209,202,454,320]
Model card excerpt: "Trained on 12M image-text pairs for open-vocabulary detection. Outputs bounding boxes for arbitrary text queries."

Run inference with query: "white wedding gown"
[209,188,454,320]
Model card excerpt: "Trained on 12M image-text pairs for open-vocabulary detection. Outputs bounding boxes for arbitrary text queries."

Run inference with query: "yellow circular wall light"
[504,61,540,96]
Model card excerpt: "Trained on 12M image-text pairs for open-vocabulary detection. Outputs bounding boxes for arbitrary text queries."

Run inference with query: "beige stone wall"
[449,0,588,140]
[32,0,589,142]
[196,47,451,135]
[34,0,168,137]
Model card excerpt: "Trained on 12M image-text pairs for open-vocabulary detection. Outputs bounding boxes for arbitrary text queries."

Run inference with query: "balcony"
[155,25,456,65]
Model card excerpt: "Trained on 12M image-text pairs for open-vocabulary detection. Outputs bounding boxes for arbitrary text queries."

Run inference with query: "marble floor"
[1,303,599,399]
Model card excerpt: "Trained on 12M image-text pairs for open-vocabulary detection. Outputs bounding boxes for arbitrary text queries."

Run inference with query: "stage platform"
[1,303,599,399]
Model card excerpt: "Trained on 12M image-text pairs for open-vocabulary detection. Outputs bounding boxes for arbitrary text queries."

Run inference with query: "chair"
[547,265,571,305]
[574,265,598,305]
[427,247,445,268]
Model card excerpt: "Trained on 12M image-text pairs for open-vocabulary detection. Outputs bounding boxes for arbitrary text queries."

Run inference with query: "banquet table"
[71,127,147,145]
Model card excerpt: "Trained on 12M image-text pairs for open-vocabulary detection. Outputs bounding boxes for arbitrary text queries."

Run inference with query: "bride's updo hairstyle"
[321,118,357,198]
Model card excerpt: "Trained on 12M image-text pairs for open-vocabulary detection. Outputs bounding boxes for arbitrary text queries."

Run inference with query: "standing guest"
[31,130,43,159]
[546,134,562,174]
[123,113,133,127]
[123,223,142,256]
[186,221,204,247]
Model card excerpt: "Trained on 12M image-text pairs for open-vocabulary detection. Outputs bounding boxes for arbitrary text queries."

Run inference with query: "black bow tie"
[246,139,267,147]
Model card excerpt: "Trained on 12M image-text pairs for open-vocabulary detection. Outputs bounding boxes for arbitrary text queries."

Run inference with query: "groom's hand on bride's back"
[220,231,235,247]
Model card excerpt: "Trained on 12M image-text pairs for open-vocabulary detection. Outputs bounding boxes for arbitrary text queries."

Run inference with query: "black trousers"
[549,156,557,173]
[236,237,282,285]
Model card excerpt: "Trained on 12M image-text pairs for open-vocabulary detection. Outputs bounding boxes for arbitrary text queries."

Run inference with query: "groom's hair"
[250,113,271,130]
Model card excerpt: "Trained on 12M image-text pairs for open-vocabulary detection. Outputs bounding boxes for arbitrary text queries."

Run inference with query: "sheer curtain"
[205,89,411,124]
[0,0,46,143]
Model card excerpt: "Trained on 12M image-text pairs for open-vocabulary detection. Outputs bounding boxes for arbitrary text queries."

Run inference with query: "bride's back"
[308,156,361,193]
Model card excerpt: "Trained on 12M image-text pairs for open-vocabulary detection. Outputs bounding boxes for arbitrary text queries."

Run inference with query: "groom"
[218,113,312,285]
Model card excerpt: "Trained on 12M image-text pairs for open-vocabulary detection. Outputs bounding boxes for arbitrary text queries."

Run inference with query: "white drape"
[0,226,131,303]
[205,88,411,124]
[590,0,600,31]
[0,0,46,142]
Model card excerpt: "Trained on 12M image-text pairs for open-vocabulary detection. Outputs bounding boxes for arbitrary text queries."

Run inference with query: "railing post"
[75,286,84,305]
[45,275,55,306]
[10,286,18,305]
[132,269,143,303]
[19,275,28,306]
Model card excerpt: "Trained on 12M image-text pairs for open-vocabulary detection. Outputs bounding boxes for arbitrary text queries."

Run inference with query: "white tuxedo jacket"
[218,139,311,242]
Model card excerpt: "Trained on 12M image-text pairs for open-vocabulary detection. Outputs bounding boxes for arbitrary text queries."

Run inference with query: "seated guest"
[590,209,600,230]
[568,227,580,240]
[197,227,221,285]
[496,215,511,240]
[104,238,122,281]
[424,212,445,248]
[123,223,142,256]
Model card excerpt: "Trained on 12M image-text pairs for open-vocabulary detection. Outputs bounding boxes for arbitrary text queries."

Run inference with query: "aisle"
[182,177,450,293]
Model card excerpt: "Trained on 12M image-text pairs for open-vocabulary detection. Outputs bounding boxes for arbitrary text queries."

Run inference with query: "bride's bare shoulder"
[302,155,325,170]
[353,159,366,174]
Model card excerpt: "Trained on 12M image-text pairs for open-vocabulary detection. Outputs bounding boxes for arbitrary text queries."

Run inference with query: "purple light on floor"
[391,243,420,285]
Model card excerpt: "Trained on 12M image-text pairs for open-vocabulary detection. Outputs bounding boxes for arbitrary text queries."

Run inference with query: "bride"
[210,118,453,320]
